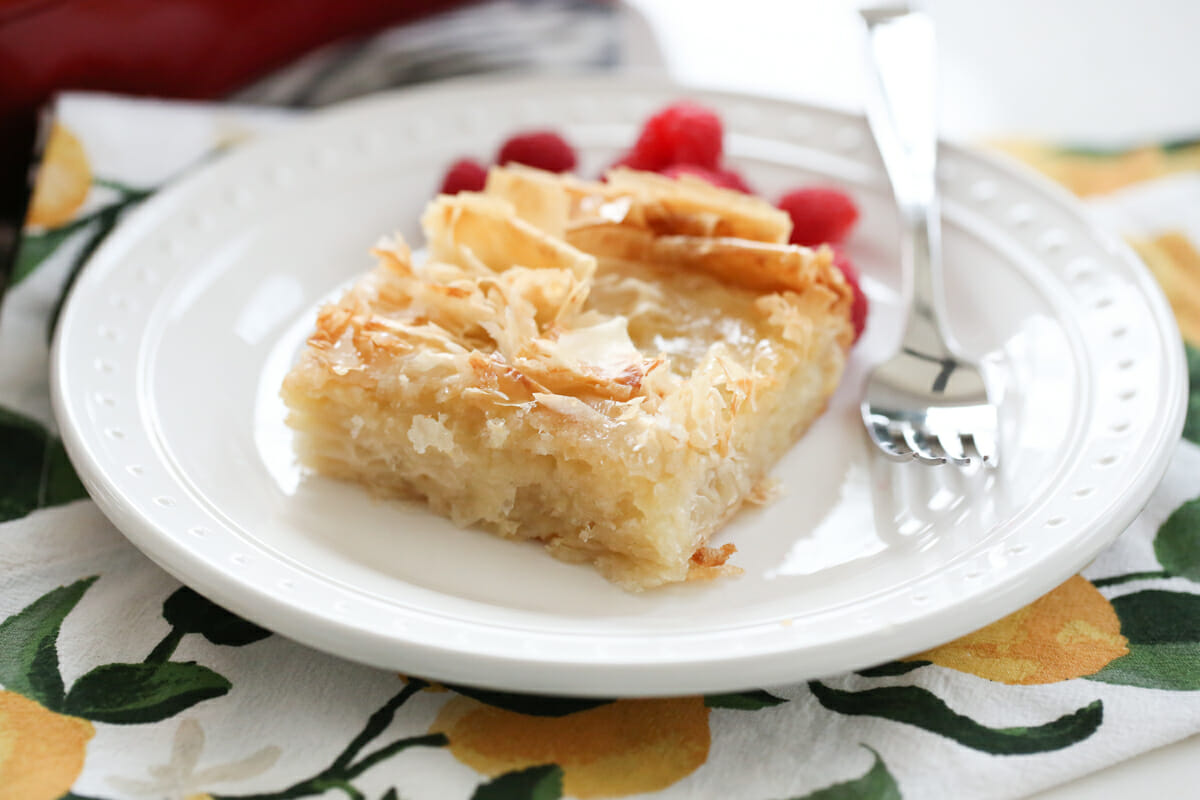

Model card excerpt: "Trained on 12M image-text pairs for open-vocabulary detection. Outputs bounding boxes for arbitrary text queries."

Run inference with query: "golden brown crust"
[601,168,792,243]
[485,163,793,244]
[690,542,738,567]
[566,224,851,299]
[687,543,744,581]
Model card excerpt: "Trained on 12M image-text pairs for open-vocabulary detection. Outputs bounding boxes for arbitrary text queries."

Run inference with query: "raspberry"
[439,158,488,194]
[833,248,868,342]
[629,101,723,170]
[778,186,860,246]
[660,163,752,193]
[609,150,658,172]
[497,130,577,173]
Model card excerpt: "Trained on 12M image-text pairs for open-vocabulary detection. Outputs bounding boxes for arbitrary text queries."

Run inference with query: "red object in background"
[439,158,488,194]
[497,130,578,173]
[625,101,723,171]
[832,247,868,342]
[777,186,860,247]
[0,0,467,219]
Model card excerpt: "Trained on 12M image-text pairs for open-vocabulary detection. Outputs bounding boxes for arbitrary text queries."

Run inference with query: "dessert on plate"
[280,165,854,590]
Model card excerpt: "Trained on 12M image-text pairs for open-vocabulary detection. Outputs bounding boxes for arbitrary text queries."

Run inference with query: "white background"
[624,0,1200,143]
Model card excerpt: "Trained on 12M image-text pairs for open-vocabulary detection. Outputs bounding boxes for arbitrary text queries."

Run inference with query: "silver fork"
[858,6,998,466]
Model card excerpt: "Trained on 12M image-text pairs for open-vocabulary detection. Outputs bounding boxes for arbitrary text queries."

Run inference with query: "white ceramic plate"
[52,76,1187,697]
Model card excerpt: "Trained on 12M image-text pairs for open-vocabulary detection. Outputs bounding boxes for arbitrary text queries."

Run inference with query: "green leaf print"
[13,176,151,288]
[808,681,1103,755]
[62,661,230,723]
[1109,591,1200,644]
[1088,642,1200,690]
[446,684,613,717]
[161,587,271,646]
[92,177,153,199]
[856,661,930,678]
[471,764,564,800]
[43,435,88,506]
[46,202,123,341]
[0,406,88,522]
[211,682,445,800]
[1162,135,1200,154]
[1053,144,1128,158]
[1185,344,1200,446]
[1084,590,1200,690]
[705,689,788,709]
[788,747,901,800]
[0,576,96,709]
[1154,497,1200,581]
[11,215,96,285]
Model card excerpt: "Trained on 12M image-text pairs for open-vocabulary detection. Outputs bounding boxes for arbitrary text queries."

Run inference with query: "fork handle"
[860,7,958,358]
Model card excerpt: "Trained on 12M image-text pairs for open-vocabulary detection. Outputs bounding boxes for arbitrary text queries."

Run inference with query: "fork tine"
[870,421,915,461]
[960,434,985,465]
[966,431,999,467]
[936,431,971,466]
[902,426,947,465]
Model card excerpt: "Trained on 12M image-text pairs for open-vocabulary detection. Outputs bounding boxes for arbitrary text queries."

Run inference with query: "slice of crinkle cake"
[281,166,854,590]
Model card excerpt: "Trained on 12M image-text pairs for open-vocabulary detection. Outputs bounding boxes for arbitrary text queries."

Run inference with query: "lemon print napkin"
[5,74,1200,800]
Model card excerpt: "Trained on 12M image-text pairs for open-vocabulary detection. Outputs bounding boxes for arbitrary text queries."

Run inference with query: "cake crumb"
[690,542,737,567]
[746,477,783,506]
[687,543,743,581]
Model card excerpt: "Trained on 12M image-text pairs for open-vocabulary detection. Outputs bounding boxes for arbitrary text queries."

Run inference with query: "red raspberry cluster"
[438,102,868,340]
[439,130,578,194]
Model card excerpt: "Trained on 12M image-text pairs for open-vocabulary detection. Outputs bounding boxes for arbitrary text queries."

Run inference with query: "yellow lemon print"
[0,690,95,800]
[910,575,1128,684]
[27,124,92,229]
[1129,230,1200,347]
[432,696,710,798]
[991,140,1168,198]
